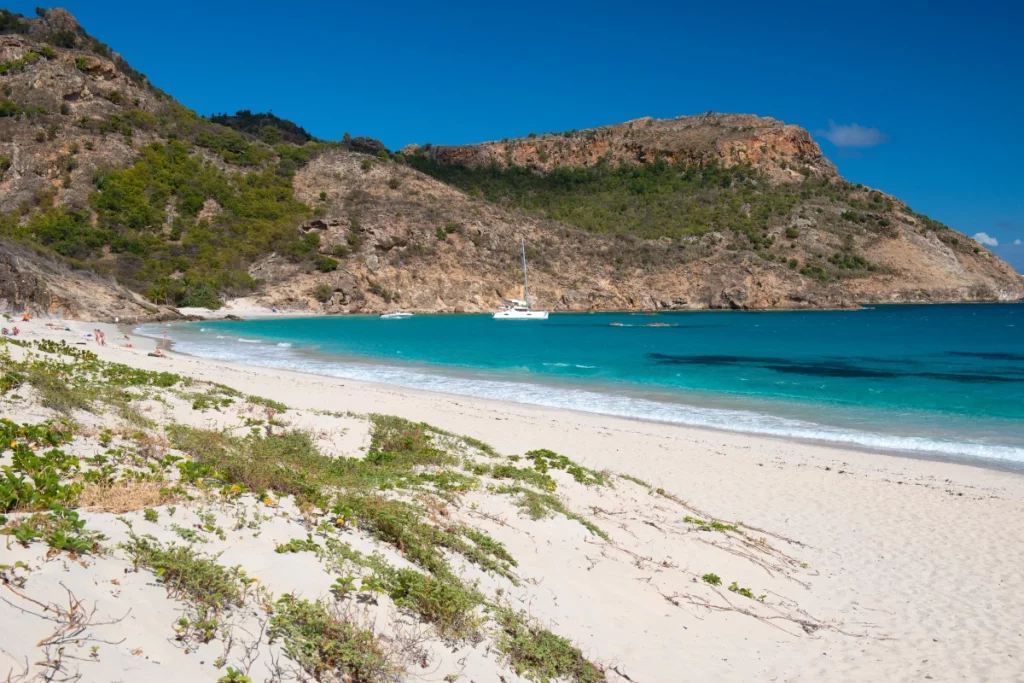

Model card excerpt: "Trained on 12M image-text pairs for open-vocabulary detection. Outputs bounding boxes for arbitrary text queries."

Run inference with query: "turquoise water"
[139,304,1024,467]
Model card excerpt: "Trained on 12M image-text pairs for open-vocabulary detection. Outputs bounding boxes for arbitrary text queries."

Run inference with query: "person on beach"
[1,328,8,336]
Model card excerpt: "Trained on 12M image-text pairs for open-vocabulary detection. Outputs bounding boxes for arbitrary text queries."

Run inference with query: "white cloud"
[1014,239,1022,245]
[973,232,998,247]
[817,121,888,148]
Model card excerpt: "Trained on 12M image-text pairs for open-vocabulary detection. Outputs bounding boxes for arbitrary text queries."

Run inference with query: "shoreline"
[132,317,1024,474]
[172,297,1024,321]
[57,318,1024,486]
[6,315,1024,680]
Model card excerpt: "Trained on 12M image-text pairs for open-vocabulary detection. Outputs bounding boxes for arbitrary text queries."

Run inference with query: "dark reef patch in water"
[948,351,1024,362]
[764,364,899,379]
[649,354,788,365]
[648,353,1024,384]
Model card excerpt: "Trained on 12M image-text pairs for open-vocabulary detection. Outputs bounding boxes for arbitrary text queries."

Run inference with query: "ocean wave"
[541,363,595,369]
[146,332,1024,466]
[237,338,261,343]
[277,342,292,348]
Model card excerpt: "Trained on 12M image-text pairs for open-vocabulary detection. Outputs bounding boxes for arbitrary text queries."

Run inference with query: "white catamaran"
[493,239,549,320]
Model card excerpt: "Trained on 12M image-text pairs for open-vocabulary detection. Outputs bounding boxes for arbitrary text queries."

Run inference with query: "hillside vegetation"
[3,138,314,307]
[411,154,906,244]
[0,8,381,309]
[209,109,317,145]
[0,8,1020,318]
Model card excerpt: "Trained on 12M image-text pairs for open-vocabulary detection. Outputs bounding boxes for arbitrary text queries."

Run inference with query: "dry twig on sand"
[1,583,129,682]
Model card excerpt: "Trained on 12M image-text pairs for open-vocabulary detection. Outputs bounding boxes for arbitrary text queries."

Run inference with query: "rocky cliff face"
[0,239,179,320]
[423,113,838,184]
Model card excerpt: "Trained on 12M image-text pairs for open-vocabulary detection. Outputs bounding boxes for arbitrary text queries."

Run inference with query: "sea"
[137,304,1024,469]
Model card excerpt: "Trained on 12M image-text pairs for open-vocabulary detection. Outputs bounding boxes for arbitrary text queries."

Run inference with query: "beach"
[2,316,1023,682]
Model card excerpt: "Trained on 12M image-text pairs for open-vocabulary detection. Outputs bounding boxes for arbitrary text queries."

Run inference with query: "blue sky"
[15,1,1024,271]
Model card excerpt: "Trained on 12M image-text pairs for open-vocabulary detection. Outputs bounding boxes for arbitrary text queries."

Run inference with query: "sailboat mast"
[521,238,529,308]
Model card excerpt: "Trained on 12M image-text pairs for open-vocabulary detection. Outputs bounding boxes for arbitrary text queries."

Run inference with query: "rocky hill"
[0,8,1020,319]
[420,113,838,184]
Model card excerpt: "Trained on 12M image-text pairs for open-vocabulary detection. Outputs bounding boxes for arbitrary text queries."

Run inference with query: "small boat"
[379,311,413,320]
[494,239,549,320]
[493,299,549,320]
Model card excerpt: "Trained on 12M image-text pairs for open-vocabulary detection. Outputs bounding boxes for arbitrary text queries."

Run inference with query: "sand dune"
[1,318,1022,682]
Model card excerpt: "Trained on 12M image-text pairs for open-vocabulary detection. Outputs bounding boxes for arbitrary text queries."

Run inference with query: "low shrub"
[491,606,605,682]
[269,595,398,682]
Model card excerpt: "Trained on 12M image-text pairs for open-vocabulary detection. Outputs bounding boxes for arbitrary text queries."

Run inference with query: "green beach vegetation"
[0,335,820,680]
[0,338,612,678]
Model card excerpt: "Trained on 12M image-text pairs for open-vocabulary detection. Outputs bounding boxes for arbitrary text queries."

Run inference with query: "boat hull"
[492,310,549,320]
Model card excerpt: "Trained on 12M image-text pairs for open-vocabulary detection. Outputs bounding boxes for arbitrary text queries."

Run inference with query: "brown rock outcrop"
[426,113,838,183]
[0,240,180,321]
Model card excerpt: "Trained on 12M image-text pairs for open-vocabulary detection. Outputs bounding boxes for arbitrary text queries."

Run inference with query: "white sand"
[2,316,1023,682]
[175,296,314,320]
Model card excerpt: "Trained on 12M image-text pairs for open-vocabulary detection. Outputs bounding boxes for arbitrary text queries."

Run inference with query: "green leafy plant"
[330,575,357,599]
[0,428,82,513]
[269,595,396,681]
[275,535,321,554]
[217,668,251,683]
[379,566,483,641]
[314,255,338,272]
[525,449,604,486]
[683,516,740,534]
[3,506,105,554]
[246,395,288,412]
[359,573,386,599]
[727,581,762,601]
[7,519,40,546]
[496,486,608,540]
[123,535,252,612]
[491,606,604,682]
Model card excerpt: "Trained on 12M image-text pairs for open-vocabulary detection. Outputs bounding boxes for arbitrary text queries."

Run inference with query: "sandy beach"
[2,315,1023,682]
